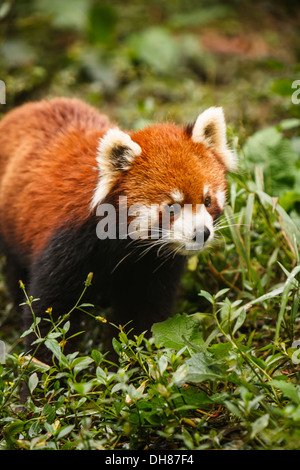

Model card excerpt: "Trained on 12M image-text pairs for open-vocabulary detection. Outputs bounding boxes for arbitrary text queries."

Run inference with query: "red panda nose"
[203,226,211,242]
[193,227,211,243]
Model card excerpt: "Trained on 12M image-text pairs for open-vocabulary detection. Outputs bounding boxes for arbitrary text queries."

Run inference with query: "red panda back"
[0,98,112,257]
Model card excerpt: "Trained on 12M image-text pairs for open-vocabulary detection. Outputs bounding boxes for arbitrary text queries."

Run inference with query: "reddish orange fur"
[0,98,227,259]
[127,124,227,208]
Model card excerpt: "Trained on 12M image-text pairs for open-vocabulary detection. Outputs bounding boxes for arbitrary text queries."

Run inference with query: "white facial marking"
[216,190,226,210]
[171,190,184,204]
[91,128,141,209]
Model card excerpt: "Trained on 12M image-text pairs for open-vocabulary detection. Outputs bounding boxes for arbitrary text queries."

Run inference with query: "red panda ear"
[91,128,141,209]
[191,107,237,171]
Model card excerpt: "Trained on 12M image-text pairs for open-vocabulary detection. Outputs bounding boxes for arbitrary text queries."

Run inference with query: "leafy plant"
[242,119,300,214]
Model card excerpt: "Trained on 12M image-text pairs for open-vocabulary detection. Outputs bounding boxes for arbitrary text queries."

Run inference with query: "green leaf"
[45,338,62,361]
[71,381,93,396]
[91,349,102,365]
[3,420,24,446]
[271,78,294,97]
[207,342,232,359]
[158,355,168,375]
[20,317,41,338]
[96,366,107,384]
[128,27,179,75]
[270,380,300,405]
[278,118,300,130]
[28,372,38,394]
[152,313,203,351]
[88,4,117,44]
[279,191,300,212]
[61,321,70,334]
[232,309,246,335]
[251,414,269,438]
[244,192,255,259]
[28,421,41,438]
[215,288,230,299]
[224,400,243,419]
[42,403,56,423]
[198,290,214,304]
[72,356,94,375]
[33,0,90,31]
[181,352,224,383]
[57,424,75,440]
[172,363,188,386]
[224,205,247,262]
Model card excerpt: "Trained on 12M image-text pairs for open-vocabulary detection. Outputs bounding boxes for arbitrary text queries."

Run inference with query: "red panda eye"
[204,196,212,208]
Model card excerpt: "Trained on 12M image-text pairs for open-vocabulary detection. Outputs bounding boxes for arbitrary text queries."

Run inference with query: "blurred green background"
[0,0,299,137]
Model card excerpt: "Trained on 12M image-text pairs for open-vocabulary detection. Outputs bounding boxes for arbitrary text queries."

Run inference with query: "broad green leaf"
[88,4,117,44]
[33,0,90,30]
[158,355,168,376]
[45,338,62,361]
[28,372,38,394]
[152,313,203,351]
[91,349,102,365]
[224,400,243,419]
[3,420,24,443]
[172,363,188,386]
[72,356,94,375]
[71,381,93,396]
[42,404,56,423]
[215,288,230,299]
[270,380,300,405]
[57,424,75,440]
[198,290,214,304]
[128,27,179,75]
[251,414,269,438]
[208,342,232,359]
[180,352,224,383]
[271,78,293,97]
[278,118,300,130]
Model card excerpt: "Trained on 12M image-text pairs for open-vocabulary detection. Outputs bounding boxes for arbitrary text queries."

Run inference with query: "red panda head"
[92,107,237,254]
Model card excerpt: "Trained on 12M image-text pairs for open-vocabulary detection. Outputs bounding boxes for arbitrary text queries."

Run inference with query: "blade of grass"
[274,265,300,343]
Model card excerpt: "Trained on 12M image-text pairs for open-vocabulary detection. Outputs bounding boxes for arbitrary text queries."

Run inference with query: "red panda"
[0,97,236,364]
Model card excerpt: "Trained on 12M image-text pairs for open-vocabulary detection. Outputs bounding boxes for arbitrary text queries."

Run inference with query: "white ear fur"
[91,127,141,209]
[192,107,237,171]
